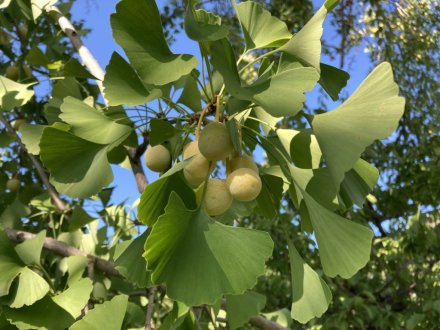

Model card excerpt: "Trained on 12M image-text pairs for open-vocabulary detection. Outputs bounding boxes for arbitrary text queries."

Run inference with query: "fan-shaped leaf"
[10,267,50,308]
[52,278,93,318]
[0,76,34,112]
[110,0,197,85]
[144,193,273,306]
[226,291,266,329]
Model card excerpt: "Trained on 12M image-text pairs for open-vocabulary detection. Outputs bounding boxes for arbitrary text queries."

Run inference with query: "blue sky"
[70,0,373,206]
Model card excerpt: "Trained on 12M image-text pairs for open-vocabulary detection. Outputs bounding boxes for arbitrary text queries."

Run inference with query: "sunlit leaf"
[52,278,93,318]
[111,0,197,85]
[235,1,291,50]
[144,193,273,306]
[311,62,405,187]
[69,295,128,330]
[288,241,331,323]
[14,230,45,266]
[19,123,45,155]
[0,231,25,297]
[9,267,50,308]
[0,76,34,112]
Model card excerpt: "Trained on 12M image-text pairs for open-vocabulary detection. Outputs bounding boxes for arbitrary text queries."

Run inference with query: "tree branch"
[145,286,157,330]
[5,228,120,277]
[0,115,68,212]
[44,5,149,193]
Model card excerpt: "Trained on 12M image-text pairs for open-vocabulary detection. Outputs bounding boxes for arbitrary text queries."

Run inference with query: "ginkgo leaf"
[234,1,291,50]
[52,278,93,318]
[69,295,128,330]
[0,76,34,112]
[288,240,331,323]
[31,0,57,21]
[278,6,327,70]
[103,52,161,106]
[114,231,152,288]
[184,0,229,42]
[0,231,25,297]
[9,267,50,308]
[110,0,197,85]
[311,62,405,187]
[303,192,374,278]
[14,230,45,266]
[144,193,273,306]
[226,291,266,329]
[4,296,75,330]
[59,97,133,146]
[319,63,350,101]
[40,127,113,198]
[19,123,45,155]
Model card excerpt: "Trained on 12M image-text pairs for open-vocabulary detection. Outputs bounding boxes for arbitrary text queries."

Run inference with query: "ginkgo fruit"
[198,122,233,161]
[6,178,20,192]
[227,168,262,202]
[183,141,213,188]
[144,144,171,172]
[5,65,18,81]
[230,154,258,173]
[10,119,26,130]
[197,179,233,216]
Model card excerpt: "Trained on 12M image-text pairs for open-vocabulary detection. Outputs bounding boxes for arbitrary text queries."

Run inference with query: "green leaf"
[62,58,96,79]
[0,231,25,297]
[3,296,75,330]
[14,230,45,266]
[149,118,179,146]
[110,0,198,85]
[19,123,44,155]
[114,231,151,288]
[144,193,274,306]
[59,97,132,146]
[303,192,374,278]
[319,63,350,101]
[288,241,331,324]
[52,278,93,318]
[40,127,113,198]
[255,174,284,219]
[339,159,379,209]
[311,62,405,187]
[9,267,50,308]
[68,206,96,231]
[66,255,88,285]
[26,46,50,66]
[138,173,195,226]
[69,295,128,330]
[249,67,318,117]
[279,6,327,70]
[177,73,201,112]
[235,1,291,50]
[184,0,229,42]
[103,52,161,106]
[52,77,82,100]
[31,0,57,20]
[324,0,341,11]
[277,128,322,169]
[0,76,34,112]
[226,291,266,329]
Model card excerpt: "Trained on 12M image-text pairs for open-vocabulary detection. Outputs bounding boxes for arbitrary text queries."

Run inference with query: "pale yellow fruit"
[198,122,233,161]
[226,168,262,202]
[10,119,26,130]
[17,24,28,39]
[230,154,258,173]
[5,65,18,81]
[183,141,214,188]
[144,144,171,172]
[197,179,233,216]
[6,178,20,192]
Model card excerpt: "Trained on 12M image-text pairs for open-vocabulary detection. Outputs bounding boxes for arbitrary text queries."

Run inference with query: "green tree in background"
[0,0,437,329]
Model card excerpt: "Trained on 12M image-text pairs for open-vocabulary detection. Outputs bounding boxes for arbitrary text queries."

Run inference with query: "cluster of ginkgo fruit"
[144,122,262,216]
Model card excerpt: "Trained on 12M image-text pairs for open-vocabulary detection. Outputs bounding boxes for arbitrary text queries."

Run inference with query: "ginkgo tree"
[0,0,405,329]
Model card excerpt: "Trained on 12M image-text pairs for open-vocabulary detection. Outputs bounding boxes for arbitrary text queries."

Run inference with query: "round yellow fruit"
[5,65,19,81]
[226,168,262,202]
[183,141,213,188]
[197,179,232,216]
[198,122,233,161]
[6,178,20,192]
[144,144,171,172]
[10,119,26,130]
[230,154,258,173]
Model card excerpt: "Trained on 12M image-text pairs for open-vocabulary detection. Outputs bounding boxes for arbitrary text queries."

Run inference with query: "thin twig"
[5,228,120,277]
[145,286,157,330]
[0,115,68,212]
